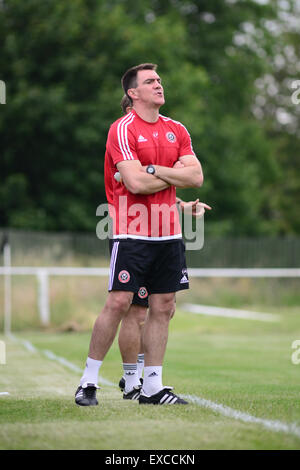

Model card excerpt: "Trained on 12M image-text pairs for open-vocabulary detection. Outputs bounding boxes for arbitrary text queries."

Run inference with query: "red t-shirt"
[105,109,196,240]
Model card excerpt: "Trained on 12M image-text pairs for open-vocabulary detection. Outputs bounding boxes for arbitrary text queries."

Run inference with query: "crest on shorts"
[118,270,130,283]
[138,287,148,299]
[166,132,176,143]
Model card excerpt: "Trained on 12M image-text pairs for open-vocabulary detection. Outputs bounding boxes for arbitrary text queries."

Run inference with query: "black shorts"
[109,238,149,307]
[108,238,189,297]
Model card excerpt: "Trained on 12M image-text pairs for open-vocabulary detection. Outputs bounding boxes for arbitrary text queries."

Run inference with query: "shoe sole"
[75,400,98,406]
[139,398,188,405]
[139,402,188,405]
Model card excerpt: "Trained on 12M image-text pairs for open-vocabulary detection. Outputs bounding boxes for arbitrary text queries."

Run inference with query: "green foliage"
[0,0,298,234]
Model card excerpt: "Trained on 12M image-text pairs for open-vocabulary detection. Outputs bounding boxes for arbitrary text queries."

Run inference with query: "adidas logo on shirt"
[138,134,148,142]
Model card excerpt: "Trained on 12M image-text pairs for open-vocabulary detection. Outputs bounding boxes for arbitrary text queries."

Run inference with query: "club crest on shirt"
[118,270,130,283]
[138,287,148,299]
[166,132,176,143]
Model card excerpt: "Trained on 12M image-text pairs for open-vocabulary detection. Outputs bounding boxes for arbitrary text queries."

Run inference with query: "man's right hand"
[179,199,212,218]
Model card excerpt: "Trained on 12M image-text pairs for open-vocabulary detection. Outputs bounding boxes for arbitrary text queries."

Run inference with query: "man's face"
[131,69,165,107]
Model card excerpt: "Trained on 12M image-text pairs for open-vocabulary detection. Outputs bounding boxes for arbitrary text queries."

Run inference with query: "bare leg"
[142,293,175,366]
[88,290,133,361]
[118,304,147,363]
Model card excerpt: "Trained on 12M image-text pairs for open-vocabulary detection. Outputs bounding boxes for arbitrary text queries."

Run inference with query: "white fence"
[1,265,300,334]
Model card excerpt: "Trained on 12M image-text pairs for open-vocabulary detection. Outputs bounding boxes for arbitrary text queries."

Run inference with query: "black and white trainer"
[119,377,143,392]
[139,387,188,405]
[75,382,100,406]
[119,377,125,392]
[123,385,142,400]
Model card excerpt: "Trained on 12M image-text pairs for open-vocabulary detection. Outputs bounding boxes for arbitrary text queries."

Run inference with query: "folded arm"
[153,155,203,188]
[116,160,170,195]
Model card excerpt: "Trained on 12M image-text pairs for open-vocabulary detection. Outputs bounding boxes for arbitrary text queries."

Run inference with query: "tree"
[0,0,298,235]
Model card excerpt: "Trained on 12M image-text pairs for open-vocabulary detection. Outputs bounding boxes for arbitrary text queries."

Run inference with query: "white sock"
[80,357,102,386]
[137,354,144,379]
[143,366,163,396]
[123,363,140,393]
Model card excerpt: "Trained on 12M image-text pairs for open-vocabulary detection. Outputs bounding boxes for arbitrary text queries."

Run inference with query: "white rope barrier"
[1,266,299,333]
[1,267,300,277]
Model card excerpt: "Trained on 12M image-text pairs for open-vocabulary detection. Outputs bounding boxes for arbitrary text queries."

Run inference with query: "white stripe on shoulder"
[117,114,131,160]
[117,113,135,160]
[159,113,177,123]
[159,114,189,131]
[122,114,135,160]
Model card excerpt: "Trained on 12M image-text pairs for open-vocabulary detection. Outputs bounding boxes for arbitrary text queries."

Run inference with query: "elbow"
[123,175,149,194]
[125,180,143,195]
[194,172,204,188]
[131,186,143,195]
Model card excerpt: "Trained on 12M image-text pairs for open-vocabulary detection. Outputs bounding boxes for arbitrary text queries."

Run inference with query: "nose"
[154,80,162,89]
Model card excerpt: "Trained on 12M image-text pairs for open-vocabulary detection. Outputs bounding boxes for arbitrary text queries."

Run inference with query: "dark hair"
[120,95,133,115]
[121,63,157,97]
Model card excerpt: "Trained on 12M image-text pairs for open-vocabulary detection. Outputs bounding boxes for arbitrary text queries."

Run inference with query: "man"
[104,95,150,398]
[115,95,211,396]
[75,63,203,406]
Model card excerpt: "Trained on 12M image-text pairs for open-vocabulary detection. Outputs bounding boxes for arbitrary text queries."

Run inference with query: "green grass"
[1,306,300,450]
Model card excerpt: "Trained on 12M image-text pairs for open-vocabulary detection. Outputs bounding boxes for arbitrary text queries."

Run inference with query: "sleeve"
[178,123,196,157]
[106,121,139,166]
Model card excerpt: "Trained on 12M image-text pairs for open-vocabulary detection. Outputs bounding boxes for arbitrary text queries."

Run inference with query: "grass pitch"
[1,306,300,450]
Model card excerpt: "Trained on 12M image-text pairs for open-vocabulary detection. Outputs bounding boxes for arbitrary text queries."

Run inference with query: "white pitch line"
[42,349,116,387]
[8,334,116,387]
[182,303,280,322]
[22,340,38,353]
[182,394,300,440]
[0,392,10,396]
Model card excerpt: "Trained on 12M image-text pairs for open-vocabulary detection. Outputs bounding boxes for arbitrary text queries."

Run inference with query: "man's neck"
[133,104,160,123]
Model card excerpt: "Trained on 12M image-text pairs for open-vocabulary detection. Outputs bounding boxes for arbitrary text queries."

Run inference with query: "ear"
[128,88,137,100]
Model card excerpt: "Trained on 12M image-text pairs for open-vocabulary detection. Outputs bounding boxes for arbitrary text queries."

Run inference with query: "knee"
[165,300,176,320]
[156,298,175,320]
[123,304,147,327]
[106,291,132,316]
[170,303,176,320]
[136,306,148,325]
